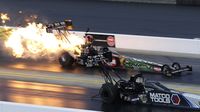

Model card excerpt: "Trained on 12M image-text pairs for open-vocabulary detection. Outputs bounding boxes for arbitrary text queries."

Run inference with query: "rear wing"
[45,20,116,48]
[46,20,73,33]
[85,33,116,48]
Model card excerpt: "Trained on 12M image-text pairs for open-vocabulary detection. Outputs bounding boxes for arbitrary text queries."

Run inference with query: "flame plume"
[0,13,10,24]
[4,22,85,60]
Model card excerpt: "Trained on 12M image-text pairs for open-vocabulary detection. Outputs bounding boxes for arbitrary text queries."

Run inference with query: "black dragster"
[98,61,200,110]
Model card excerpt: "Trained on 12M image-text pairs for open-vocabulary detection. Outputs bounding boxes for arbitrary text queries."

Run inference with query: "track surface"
[0,52,199,85]
[0,51,199,112]
[0,1,200,111]
[0,0,200,38]
[0,78,197,112]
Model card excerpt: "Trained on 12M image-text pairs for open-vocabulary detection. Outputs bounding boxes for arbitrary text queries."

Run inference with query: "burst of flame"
[4,22,85,60]
[0,13,10,24]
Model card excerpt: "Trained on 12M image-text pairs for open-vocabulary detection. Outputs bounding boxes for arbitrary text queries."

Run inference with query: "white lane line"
[0,101,100,112]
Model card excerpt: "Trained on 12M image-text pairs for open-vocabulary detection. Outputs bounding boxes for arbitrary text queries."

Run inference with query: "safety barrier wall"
[1,26,199,58]
[75,31,200,58]
[115,34,200,58]
[0,101,98,112]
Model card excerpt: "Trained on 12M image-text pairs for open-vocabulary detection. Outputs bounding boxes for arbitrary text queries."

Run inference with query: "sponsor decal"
[85,35,93,42]
[171,94,180,105]
[107,36,115,47]
[85,34,116,47]
[124,59,152,71]
[150,93,171,104]
[153,67,162,72]
[150,93,181,105]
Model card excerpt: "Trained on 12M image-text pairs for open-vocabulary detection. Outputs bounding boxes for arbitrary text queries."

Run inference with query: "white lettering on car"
[150,92,171,104]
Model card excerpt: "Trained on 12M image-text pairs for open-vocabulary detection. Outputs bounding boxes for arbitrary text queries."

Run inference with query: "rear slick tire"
[59,52,74,67]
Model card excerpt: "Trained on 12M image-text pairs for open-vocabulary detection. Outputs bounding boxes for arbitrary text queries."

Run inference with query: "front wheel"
[172,62,181,75]
[172,62,181,70]
[99,83,119,104]
[162,64,172,77]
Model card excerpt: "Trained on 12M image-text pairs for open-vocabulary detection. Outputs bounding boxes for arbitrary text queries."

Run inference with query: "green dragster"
[116,55,192,77]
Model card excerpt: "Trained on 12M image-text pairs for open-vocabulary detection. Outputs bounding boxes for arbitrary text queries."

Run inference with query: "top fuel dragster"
[98,60,200,110]
[46,20,192,77]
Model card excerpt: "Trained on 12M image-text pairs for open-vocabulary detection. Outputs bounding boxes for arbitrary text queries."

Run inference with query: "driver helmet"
[85,35,94,44]
[130,73,144,84]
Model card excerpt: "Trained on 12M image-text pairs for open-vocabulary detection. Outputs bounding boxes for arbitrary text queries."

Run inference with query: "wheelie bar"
[171,66,192,74]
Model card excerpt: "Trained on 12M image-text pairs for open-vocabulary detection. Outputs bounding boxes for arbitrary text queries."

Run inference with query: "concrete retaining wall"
[1,26,199,59]
[115,34,200,58]
[75,31,200,59]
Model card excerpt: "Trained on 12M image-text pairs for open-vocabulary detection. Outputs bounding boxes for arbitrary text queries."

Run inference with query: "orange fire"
[4,22,85,60]
[0,13,10,24]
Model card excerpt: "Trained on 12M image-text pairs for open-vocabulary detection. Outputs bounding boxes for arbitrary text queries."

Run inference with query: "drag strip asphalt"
[0,51,199,85]
[0,78,199,112]
[0,1,200,111]
[0,78,101,111]
[0,67,200,95]
[0,52,199,112]
[0,0,200,38]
